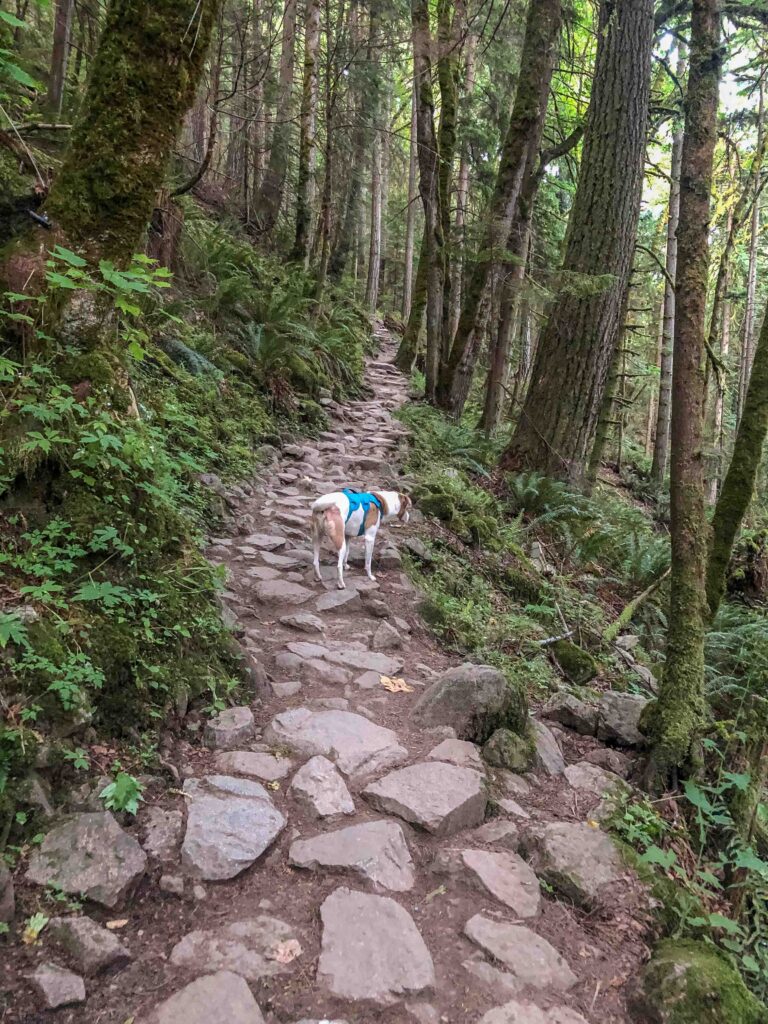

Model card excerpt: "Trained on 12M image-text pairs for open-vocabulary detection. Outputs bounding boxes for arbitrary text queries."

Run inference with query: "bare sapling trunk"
[48,0,73,116]
[402,90,419,320]
[293,0,321,264]
[646,0,721,784]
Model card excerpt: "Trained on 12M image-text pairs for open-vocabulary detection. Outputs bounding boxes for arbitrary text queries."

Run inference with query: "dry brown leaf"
[106,919,129,930]
[270,939,302,964]
[380,675,413,694]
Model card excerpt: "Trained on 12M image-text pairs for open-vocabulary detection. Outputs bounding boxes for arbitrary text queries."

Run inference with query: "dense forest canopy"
[3,0,768,1019]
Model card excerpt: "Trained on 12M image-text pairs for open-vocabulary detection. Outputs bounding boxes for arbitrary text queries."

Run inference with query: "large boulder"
[142,971,265,1024]
[363,761,487,836]
[412,664,528,744]
[551,640,598,685]
[630,940,768,1024]
[318,887,435,1005]
[597,692,649,747]
[181,775,285,881]
[26,812,146,909]
[47,916,131,975]
[520,822,626,909]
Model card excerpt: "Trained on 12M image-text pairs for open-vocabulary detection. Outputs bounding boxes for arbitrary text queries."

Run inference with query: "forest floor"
[5,324,655,1024]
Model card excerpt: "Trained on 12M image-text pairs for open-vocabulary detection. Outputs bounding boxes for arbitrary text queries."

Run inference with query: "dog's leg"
[311,513,322,581]
[364,527,377,581]
[337,538,347,589]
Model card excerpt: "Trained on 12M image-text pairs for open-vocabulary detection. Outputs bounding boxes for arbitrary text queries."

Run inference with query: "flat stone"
[564,761,627,798]
[432,849,539,916]
[47,916,131,975]
[541,693,598,736]
[597,692,649,747]
[363,761,486,836]
[496,770,532,798]
[324,646,403,675]
[254,579,314,605]
[245,533,287,550]
[141,807,184,862]
[30,963,85,1009]
[584,746,633,777]
[246,565,281,581]
[532,720,566,776]
[26,812,146,909]
[520,822,626,909]
[0,862,14,922]
[215,751,293,781]
[160,873,185,895]
[427,738,484,772]
[301,657,352,685]
[271,680,303,698]
[143,971,265,1024]
[355,669,382,689]
[290,820,414,891]
[170,916,302,982]
[406,1003,439,1024]
[264,708,407,777]
[372,621,402,650]
[496,798,530,820]
[289,755,355,817]
[318,887,435,1005]
[203,706,255,750]
[471,820,520,850]
[316,588,362,613]
[463,960,520,1000]
[463,916,577,992]
[286,640,330,659]
[181,775,286,881]
[480,1001,589,1024]
[280,612,325,634]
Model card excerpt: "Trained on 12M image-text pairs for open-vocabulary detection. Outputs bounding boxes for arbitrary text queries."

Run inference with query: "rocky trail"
[5,325,655,1024]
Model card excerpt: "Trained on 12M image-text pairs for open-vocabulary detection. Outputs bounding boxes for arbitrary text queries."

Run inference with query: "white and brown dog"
[311,488,412,589]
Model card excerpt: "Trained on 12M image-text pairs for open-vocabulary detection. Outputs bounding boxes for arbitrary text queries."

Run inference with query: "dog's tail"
[311,493,341,512]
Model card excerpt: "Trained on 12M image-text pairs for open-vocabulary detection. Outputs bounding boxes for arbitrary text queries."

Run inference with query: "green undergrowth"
[0,210,369,834]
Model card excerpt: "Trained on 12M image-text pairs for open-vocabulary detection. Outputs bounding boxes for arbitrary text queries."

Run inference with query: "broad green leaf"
[52,245,87,268]
[640,845,677,870]
[707,913,742,935]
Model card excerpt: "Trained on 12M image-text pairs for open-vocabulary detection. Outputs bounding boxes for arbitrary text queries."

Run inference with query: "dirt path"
[8,324,650,1024]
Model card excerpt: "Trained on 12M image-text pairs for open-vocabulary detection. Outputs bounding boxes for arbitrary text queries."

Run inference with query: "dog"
[311,488,412,589]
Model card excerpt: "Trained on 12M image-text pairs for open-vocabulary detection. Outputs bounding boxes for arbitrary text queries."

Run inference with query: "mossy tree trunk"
[45,0,220,264]
[440,0,563,417]
[395,232,428,373]
[706,301,768,616]
[646,0,721,784]
[499,0,654,486]
[292,0,321,265]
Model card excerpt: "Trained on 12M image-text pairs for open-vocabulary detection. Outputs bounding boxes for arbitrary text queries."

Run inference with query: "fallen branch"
[604,567,671,644]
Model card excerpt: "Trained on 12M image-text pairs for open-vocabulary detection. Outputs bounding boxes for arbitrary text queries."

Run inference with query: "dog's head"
[397,493,412,523]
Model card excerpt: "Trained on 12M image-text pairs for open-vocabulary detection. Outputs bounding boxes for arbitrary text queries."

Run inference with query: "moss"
[483,727,535,772]
[552,639,599,685]
[631,940,768,1024]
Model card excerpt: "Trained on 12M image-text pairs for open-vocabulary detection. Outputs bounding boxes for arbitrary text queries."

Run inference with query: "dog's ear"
[397,493,412,519]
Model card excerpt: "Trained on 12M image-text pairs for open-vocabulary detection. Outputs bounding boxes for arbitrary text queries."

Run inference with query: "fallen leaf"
[587,819,600,829]
[270,939,302,964]
[424,884,446,903]
[106,919,129,930]
[380,675,413,694]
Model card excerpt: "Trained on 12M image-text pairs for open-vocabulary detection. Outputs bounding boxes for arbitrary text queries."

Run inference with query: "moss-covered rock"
[482,727,535,772]
[630,940,768,1024]
[551,639,598,685]
[412,663,529,744]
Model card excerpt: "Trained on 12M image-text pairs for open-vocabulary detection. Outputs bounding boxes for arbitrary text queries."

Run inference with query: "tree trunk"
[45,0,220,264]
[650,51,686,485]
[395,232,428,373]
[293,0,321,264]
[254,0,297,236]
[365,114,383,310]
[499,0,654,486]
[646,0,721,783]
[412,0,445,403]
[441,0,563,416]
[402,89,419,320]
[449,32,476,344]
[737,89,764,423]
[48,0,73,116]
[707,302,768,616]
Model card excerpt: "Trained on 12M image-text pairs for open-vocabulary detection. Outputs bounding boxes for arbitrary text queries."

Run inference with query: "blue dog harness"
[342,489,382,536]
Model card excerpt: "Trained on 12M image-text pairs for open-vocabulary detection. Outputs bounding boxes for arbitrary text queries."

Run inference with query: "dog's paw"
[336,581,346,590]
[367,573,377,582]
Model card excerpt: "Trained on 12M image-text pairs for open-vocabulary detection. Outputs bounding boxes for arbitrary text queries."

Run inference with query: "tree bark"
[412,0,445,403]
[254,0,297,236]
[48,0,73,116]
[737,88,764,423]
[449,32,476,344]
[441,0,563,416]
[293,0,321,264]
[499,0,654,486]
[646,0,721,783]
[402,89,419,320]
[395,231,428,373]
[45,0,220,263]
[707,302,768,616]
[651,49,686,485]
